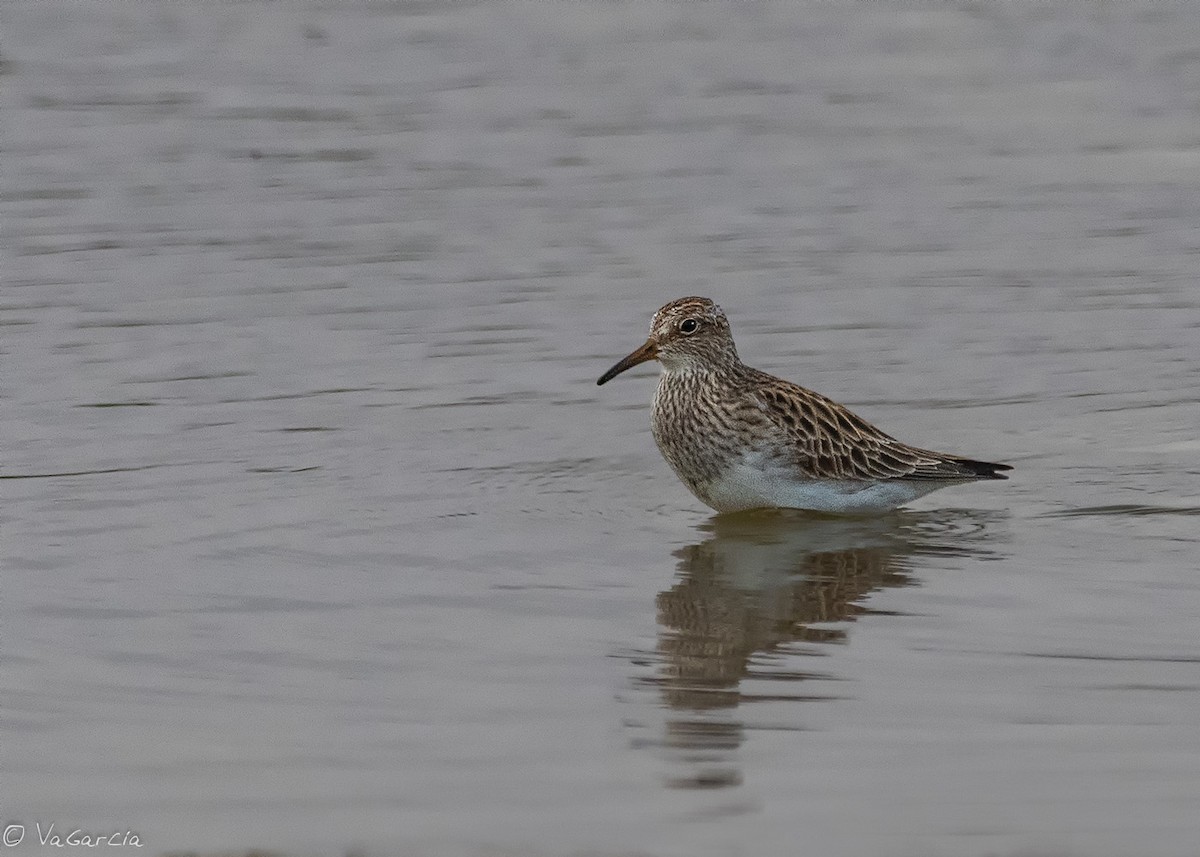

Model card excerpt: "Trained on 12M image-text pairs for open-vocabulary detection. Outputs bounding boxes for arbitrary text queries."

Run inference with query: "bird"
[596,297,1011,514]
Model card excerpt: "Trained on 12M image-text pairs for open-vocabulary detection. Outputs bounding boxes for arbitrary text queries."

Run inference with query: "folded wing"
[743,371,1011,482]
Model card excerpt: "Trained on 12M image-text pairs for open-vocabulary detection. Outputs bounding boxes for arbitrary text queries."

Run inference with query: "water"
[4,3,1200,856]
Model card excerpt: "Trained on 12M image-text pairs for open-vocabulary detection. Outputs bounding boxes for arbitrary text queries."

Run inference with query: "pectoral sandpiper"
[597,297,1010,514]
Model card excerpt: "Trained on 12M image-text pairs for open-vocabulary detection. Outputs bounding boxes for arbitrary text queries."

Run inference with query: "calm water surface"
[4,4,1200,857]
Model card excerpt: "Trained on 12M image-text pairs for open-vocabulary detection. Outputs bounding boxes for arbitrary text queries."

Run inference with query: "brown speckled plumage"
[598,297,1010,513]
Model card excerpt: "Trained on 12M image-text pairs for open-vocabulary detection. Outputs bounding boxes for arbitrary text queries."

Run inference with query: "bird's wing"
[743,371,1008,482]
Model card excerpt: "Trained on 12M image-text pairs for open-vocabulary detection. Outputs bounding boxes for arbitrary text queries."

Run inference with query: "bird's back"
[736,365,1010,483]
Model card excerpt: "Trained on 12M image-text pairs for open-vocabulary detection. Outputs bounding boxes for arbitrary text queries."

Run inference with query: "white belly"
[691,453,953,514]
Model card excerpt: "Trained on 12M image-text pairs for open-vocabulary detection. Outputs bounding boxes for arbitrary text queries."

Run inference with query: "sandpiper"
[597,297,1010,514]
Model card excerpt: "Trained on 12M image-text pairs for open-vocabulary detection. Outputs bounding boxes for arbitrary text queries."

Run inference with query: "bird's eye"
[679,318,699,335]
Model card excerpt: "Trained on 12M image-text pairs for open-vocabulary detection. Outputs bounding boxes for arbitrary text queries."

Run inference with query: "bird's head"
[597,297,737,385]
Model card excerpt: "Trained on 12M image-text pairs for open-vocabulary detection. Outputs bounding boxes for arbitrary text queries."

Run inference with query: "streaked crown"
[648,297,739,371]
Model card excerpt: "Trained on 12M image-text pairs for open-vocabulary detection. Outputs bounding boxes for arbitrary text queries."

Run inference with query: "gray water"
[4,3,1200,856]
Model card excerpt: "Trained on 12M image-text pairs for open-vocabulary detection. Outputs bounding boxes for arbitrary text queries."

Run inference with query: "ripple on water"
[1041,503,1200,518]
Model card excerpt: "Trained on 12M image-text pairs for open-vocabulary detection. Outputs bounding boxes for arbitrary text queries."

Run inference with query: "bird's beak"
[597,339,658,385]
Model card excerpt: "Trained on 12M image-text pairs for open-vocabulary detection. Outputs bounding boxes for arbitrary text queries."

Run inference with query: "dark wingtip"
[958,459,1013,480]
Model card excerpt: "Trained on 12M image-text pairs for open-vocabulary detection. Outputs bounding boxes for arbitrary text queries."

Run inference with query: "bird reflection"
[635,508,1003,791]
